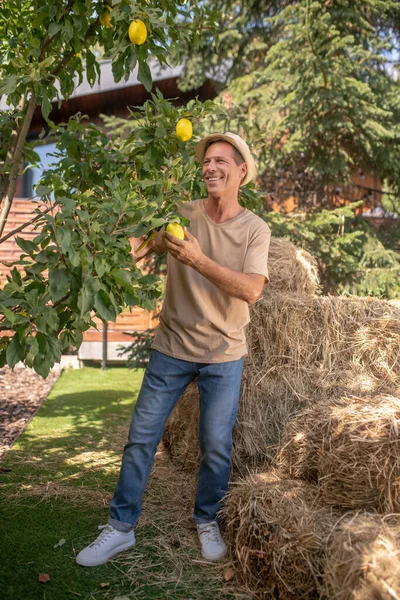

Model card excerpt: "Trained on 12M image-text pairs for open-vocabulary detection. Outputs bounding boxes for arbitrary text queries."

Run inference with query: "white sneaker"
[196,521,227,561]
[76,524,135,567]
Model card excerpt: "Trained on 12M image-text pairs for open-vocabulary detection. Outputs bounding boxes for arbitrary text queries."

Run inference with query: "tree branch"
[51,17,100,78]
[0,201,59,244]
[38,0,76,61]
[0,93,37,237]
[0,97,27,200]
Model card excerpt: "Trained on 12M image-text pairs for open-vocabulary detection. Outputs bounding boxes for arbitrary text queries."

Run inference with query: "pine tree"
[180,0,400,203]
[179,0,400,298]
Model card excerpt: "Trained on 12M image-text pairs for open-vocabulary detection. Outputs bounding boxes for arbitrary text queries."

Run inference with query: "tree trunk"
[0,96,27,201]
[0,92,37,237]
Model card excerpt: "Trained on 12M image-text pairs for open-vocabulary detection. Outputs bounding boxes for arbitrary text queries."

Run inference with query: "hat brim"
[195,133,257,186]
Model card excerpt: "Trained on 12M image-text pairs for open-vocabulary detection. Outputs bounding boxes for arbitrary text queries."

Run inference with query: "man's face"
[202,141,247,195]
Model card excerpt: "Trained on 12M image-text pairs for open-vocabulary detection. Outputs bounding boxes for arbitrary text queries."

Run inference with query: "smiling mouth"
[206,177,223,182]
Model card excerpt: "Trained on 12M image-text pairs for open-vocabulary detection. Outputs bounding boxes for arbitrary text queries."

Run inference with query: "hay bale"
[246,294,400,392]
[239,295,400,468]
[265,237,320,296]
[162,382,200,469]
[322,512,400,600]
[277,394,400,512]
[163,295,400,472]
[240,295,399,470]
[220,470,335,599]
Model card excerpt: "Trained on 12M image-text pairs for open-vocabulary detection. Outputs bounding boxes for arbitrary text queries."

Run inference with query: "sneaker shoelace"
[89,524,115,548]
[199,523,220,543]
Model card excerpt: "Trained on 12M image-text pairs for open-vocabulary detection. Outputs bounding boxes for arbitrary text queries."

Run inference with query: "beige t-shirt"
[152,199,271,363]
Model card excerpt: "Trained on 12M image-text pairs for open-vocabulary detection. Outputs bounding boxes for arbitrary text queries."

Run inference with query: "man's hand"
[131,230,167,262]
[164,227,265,304]
[163,228,205,268]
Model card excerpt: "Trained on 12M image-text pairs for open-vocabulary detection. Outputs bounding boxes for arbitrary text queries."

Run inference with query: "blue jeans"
[108,350,244,532]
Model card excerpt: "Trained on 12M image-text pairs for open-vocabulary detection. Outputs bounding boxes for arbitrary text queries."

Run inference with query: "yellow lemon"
[128,19,147,45]
[166,223,185,240]
[99,5,112,28]
[175,118,192,141]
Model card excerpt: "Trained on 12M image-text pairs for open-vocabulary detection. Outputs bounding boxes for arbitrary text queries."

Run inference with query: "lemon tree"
[0,93,224,376]
[0,0,221,235]
[0,0,223,376]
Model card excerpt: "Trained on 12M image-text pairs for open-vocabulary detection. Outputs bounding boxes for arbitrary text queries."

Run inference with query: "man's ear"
[241,162,248,180]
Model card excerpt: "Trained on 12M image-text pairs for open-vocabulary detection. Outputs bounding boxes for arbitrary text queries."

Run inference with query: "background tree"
[179,0,400,297]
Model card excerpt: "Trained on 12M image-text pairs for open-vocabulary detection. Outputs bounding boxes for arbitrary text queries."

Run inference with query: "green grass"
[0,368,143,600]
[0,368,239,600]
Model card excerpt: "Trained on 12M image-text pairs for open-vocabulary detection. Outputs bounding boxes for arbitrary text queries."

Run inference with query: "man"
[76,132,271,567]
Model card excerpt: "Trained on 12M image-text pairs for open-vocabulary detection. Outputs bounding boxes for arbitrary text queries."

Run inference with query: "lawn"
[0,367,239,600]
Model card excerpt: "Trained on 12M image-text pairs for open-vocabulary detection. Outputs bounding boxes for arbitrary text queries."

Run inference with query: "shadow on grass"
[0,372,140,599]
[0,390,139,494]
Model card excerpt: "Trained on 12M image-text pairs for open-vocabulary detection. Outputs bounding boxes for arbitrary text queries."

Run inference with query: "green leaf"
[78,286,93,317]
[48,22,62,37]
[110,268,134,288]
[86,49,97,86]
[138,60,152,92]
[49,268,71,303]
[57,196,75,210]
[94,258,109,278]
[60,74,75,100]
[33,353,52,378]
[6,335,24,368]
[0,74,19,95]
[8,268,23,287]
[46,335,61,363]
[59,330,73,351]
[41,90,52,122]
[35,184,52,197]
[25,288,40,308]
[25,336,39,367]
[62,19,74,41]
[15,237,38,254]
[57,228,71,254]
[94,289,117,322]
[36,306,60,334]
[67,246,80,268]
[33,333,60,377]
[0,305,16,325]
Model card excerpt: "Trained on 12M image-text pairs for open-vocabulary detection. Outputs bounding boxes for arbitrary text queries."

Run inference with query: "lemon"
[128,19,147,45]
[166,223,185,240]
[175,118,192,142]
[99,5,112,28]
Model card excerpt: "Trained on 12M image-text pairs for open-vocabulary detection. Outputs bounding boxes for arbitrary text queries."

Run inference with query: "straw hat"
[195,132,257,186]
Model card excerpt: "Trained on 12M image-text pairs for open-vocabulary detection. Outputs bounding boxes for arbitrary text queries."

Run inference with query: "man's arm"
[164,229,266,305]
